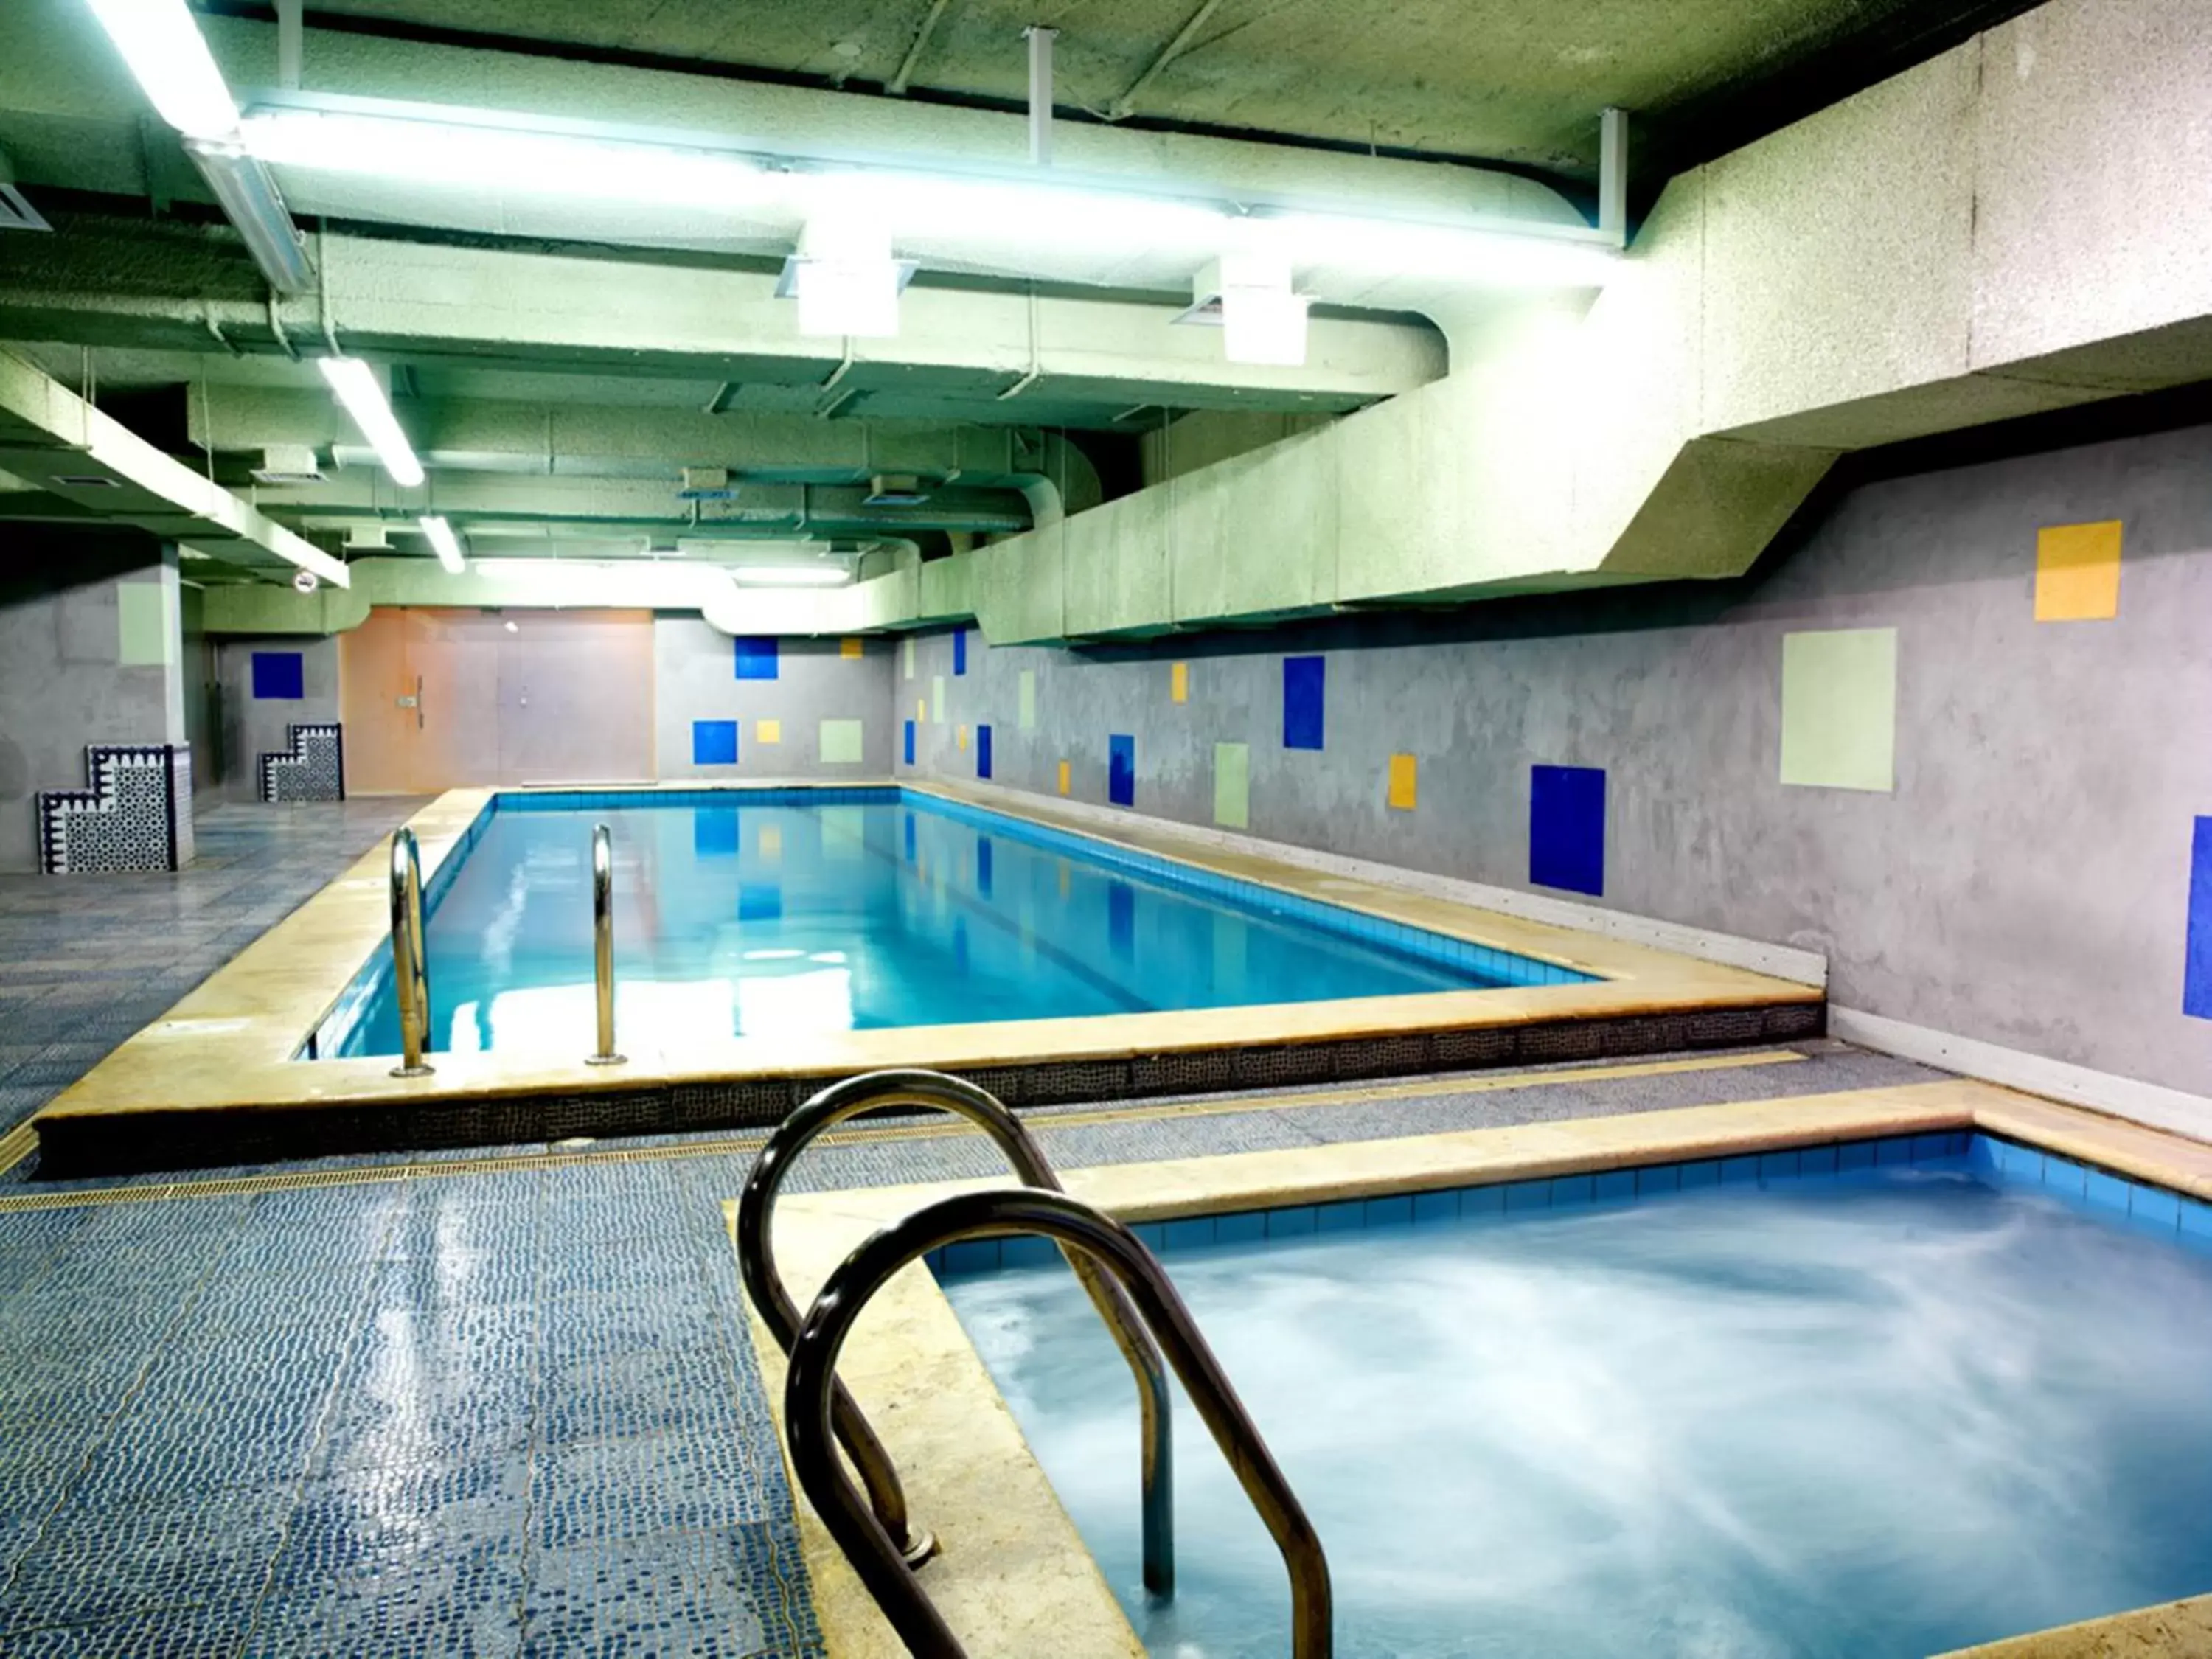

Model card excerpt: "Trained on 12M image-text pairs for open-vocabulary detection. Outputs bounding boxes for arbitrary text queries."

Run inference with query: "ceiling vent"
[52,474,120,489]
[343,523,392,551]
[0,149,50,234]
[864,473,930,507]
[251,445,326,485]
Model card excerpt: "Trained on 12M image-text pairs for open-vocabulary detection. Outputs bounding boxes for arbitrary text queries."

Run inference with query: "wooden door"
[339,608,654,792]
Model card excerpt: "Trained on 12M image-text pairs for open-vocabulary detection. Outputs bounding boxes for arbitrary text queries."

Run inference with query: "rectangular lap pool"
[319,788,1592,1059]
[942,1135,2212,1659]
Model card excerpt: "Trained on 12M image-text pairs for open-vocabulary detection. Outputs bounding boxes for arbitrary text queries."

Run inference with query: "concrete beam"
[0,351,347,585]
[821,0,2212,644]
[0,217,1445,419]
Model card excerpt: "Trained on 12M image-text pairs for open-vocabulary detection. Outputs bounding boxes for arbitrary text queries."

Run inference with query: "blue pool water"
[943,1141,2212,1659]
[329,790,1586,1057]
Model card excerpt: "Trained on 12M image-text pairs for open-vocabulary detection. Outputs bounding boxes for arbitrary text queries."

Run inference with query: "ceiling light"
[240,108,773,212]
[1179,252,1310,366]
[780,212,905,338]
[418,514,467,573]
[731,565,853,587]
[318,357,423,488]
[84,0,240,142]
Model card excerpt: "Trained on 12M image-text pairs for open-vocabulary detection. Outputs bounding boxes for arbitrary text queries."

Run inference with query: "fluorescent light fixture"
[240,108,773,212]
[1222,287,1310,366]
[730,565,853,587]
[317,358,423,488]
[418,514,466,573]
[184,138,315,293]
[85,0,240,141]
[782,212,902,338]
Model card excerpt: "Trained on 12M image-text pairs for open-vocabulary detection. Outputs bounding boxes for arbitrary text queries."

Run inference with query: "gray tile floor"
[0,797,425,1133]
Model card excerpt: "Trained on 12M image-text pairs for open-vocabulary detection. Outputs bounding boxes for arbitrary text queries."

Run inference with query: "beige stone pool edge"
[30,778,1816,1159]
[725,1079,2212,1659]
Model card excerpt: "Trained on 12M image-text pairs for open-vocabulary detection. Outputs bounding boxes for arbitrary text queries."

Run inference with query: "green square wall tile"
[818,719,864,764]
[1018,669,1037,731]
[1780,627,1896,792]
[1214,742,1251,829]
[116,580,174,667]
[931,675,946,725]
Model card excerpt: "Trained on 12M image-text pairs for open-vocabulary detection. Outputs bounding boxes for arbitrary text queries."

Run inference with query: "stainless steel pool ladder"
[784,1186,1334,1659]
[386,827,433,1078]
[737,1070,1175,1583]
[585,822,624,1066]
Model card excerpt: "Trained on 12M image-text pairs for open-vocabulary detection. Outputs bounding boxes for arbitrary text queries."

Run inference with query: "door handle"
[416,673,425,731]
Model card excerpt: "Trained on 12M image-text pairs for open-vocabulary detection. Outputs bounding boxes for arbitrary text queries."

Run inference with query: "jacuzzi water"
[327,790,1587,1057]
[944,1155,2212,1658]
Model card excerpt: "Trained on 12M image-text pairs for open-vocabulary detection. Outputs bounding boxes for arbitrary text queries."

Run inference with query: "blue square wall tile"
[691,720,739,766]
[903,719,916,766]
[1529,764,1605,897]
[251,651,305,700]
[1215,1211,1267,1246]
[1282,655,1325,751]
[733,637,778,681]
[1108,734,1136,807]
[976,723,993,780]
[952,627,968,675]
[2188,817,2212,1019]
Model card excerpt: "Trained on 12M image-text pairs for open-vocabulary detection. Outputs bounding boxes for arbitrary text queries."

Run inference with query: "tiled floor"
[0,798,425,1134]
[0,1041,1944,1656]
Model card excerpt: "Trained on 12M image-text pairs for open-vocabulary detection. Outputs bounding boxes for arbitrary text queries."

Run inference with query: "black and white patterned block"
[259,722,345,804]
[35,744,191,874]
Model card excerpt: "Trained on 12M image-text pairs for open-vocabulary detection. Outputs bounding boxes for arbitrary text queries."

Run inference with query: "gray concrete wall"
[0,538,184,872]
[903,420,2212,1097]
[654,617,894,781]
[209,635,341,802]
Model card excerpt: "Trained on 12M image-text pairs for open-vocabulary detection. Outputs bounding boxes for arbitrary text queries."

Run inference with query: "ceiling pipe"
[1107,0,1221,122]
[887,0,950,97]
[1024,26,1057,167]
[276,0,304,90]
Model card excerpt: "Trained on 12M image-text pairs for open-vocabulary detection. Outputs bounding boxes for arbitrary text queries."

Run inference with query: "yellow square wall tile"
[1387,753,1418,810]
[1057,759,1071,796]
[2034,520,2122,621]
[841,636,864,659]
[957,725,968,750]
[1170,661,1189,703]
[759,824,782,859]
[917,699,926,723]
[755,719,781,745]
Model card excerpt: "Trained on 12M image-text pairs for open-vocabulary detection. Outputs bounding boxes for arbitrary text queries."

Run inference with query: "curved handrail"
[787,1186,1332,1659]
[386,827,432,1078]
[737,1069,1173,1586]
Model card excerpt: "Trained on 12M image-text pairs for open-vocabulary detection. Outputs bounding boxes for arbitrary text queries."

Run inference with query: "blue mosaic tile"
[2181,1199,2212,1241]
[1314,1199,1365,1234]
[521,1528,787,1659]
[1364,1194,1414,1228]
[10,1599,246,1658]
[1461,1184,1505,1216]
[272,1456,528,1588]
[250,1537,524,1659]
[1593,1169,1636,1203]
[1759,1150,1801,1181]
[1410,1190,1458,1225]
[1549,1174,1595,1208]
[77,1391,327,1501]
[1264,1206,1316,1238]
[939,1238,1001,1276]
[1634,1163,1682,1196]
[1502,1179,1548,1212]
[531,1433,772,1551]
[997,1235,1060,1270]
[1799,1144,1840,1177]
[2127,1183,2182,1234]
[1677,1159,1719,1189]
[318,1304,537,1474]
[540,1340,749,1449]
[2083,1169,2132,1215]
[1,1478,296,1630]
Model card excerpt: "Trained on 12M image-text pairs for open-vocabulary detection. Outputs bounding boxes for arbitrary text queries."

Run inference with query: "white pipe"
[277,0,304,90]
[1025,27,1057,167]
[888,0,950,96]
[1599,107,1629,247]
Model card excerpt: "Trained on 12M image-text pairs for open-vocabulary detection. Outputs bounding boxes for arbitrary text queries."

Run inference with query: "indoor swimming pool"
[942,1138,2212,1659]
[322,788,1590,1058]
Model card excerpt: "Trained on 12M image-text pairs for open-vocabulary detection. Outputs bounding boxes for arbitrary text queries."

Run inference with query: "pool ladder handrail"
[786,1186,1334,1659]
[386,827,432,1078]
[585,822,624,1066]
[737,1070,1174,1585]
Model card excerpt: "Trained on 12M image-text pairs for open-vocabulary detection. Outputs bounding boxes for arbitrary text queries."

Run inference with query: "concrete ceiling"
[0,0,2048,585]
[243,0,2047,182]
